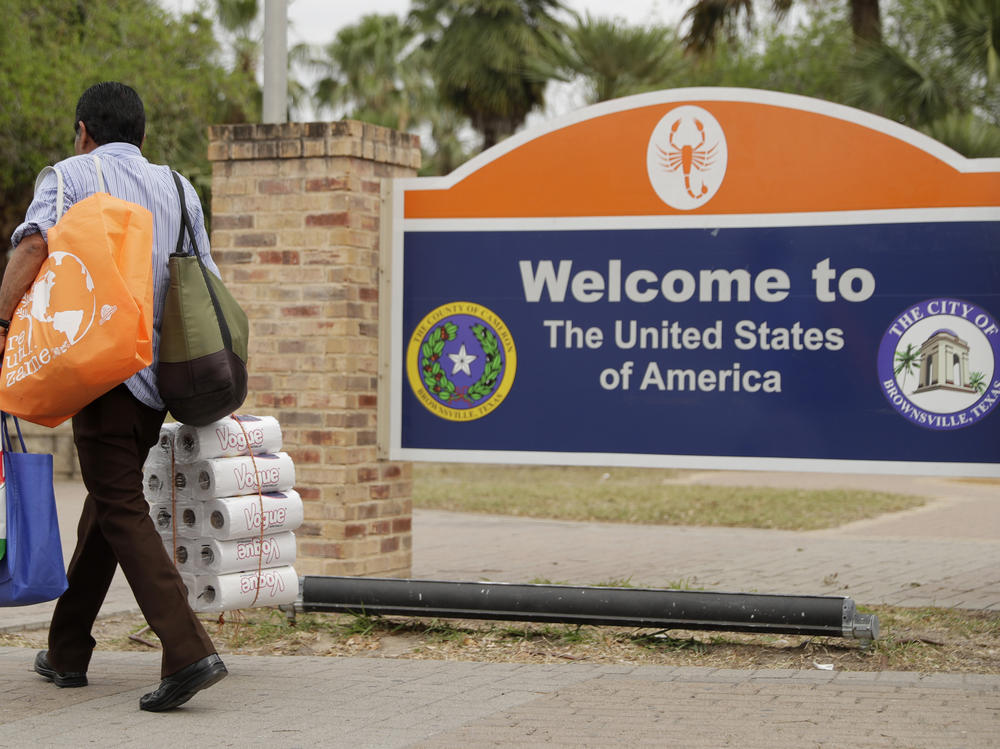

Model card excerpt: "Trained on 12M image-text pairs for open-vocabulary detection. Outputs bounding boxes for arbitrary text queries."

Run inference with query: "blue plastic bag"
[0,413,67,605]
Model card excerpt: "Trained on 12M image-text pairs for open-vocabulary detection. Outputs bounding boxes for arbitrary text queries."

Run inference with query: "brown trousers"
[47,384,215,677]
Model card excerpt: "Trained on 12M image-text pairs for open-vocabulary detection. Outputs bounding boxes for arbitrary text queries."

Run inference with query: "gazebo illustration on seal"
[912,328,977,394]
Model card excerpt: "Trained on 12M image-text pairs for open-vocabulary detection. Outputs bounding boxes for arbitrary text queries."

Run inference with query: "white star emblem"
[448,344,477,376]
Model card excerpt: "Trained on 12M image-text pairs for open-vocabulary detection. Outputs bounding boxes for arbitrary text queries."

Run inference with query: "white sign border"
[382,88,1000,477]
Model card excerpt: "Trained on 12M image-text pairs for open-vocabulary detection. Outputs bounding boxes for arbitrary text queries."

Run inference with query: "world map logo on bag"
[5,251,100,387]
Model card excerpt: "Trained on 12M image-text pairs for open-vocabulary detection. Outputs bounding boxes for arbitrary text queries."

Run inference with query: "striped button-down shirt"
[10,142,221,411]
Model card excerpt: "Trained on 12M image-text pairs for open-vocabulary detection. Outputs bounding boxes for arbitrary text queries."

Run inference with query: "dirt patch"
[3,605,997,674]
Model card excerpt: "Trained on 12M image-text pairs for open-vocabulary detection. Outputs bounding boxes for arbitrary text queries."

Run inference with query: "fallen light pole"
[287,576,879,642]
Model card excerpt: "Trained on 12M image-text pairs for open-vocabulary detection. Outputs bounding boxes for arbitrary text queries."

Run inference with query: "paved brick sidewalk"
[412,472,1000,611]
[1,473,996,747]
[0,648,996,748]
[412,511,1000,610]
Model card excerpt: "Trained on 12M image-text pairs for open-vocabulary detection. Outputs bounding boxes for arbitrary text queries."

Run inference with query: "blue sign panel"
[385,90,1000,475]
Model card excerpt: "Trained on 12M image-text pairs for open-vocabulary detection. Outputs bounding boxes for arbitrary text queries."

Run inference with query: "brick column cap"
[208,121,421,169]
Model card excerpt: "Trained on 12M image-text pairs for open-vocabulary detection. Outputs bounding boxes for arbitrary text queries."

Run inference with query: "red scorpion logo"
[656,117,718,200]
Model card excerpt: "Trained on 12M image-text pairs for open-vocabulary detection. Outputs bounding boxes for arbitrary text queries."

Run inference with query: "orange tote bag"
[0,157,154,426]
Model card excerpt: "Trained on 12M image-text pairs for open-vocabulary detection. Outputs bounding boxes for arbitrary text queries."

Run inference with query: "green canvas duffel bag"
[159,172,248,426]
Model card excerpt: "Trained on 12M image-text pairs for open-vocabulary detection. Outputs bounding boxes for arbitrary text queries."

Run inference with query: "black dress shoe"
[34,650,88,688]
[139,654,228,712]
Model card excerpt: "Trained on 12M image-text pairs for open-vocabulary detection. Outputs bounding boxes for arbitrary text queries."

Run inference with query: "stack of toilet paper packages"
[142,415,300,612]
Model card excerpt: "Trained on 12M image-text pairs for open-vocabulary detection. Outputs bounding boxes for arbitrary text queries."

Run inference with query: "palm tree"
[313,14,426,130]
[213,0,312,121]
[850,0,881,44]
[682,0,791,54]
[894,343,921,388]
[217,0,260,75]
[848,0,1000,157]
[549,14,687,104]
[422,105,474,176]
[409,0,571,150]
[969,371,986,394]
[945,0,1000,84]
[681,0,877,54]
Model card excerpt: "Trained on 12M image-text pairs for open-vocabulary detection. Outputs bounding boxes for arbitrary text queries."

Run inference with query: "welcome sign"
[380,88,1000,476]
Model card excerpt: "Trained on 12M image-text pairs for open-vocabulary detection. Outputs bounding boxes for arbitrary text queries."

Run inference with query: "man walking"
[1,82,227,711]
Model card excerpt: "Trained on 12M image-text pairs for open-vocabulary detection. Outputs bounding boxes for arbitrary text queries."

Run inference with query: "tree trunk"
[850,0,881,44]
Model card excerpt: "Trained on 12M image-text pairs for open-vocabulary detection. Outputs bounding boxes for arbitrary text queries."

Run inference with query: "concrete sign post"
[380,88,1000,476]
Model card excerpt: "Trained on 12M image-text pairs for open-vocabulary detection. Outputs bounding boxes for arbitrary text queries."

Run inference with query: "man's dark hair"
[75,82,145,147]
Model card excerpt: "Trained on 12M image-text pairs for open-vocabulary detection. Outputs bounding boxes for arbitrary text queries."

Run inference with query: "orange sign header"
[403,89,1000,219]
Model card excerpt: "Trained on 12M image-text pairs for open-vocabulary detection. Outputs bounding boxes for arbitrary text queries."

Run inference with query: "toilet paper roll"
[180,572,198,604]
[191,453,296,500]
[171,538,199,571]
[175,416,283,463]
[144,422,185,499]
[172,467,196,502]
[177,503,205,539]
[197,531,297,575]
[143,448,168,476]
[155,422,181,456]
[150,502,201,539]
[203,490,303,540]
[190,565,299,612]
[150,503,176,535]
[143,467,171,502]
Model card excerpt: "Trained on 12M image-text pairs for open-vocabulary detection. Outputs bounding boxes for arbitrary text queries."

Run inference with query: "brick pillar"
[207,121,419,577]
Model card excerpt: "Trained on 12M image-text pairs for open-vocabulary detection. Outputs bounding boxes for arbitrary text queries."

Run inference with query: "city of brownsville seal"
[406,302,517,422]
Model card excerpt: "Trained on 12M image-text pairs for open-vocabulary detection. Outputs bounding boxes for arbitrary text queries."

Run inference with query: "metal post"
[294,576,879,641]
[262,0,288,124]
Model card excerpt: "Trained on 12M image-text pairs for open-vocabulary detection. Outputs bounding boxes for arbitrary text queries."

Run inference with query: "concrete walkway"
[0,472,997,747]
[412,472,1000,610]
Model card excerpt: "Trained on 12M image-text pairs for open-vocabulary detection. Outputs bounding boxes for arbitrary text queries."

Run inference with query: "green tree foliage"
[675,0,999,158]
[847,0,1000,156]
[0,0,255,241]
[310,13,471,175]
[682,0,875,53]
[682,0,793,53]
[213,0,313,124]
[313,14,425,131]
[548,14,687,104]
[214,0,264,121]
[410,0,571,149]
[686,5,855,99]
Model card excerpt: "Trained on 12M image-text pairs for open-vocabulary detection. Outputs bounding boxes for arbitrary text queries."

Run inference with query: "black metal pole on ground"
[293,576,879,641]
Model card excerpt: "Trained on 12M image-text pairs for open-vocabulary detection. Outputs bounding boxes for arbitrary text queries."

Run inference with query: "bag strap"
[0,413,27,454]
[92,155,106,193]
[172,171,196,257]
[35,167,65,221]
[35,156,105,223]
[171,172,235,353]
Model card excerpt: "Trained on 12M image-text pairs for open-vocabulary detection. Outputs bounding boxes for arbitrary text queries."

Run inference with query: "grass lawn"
[413,463,925,531]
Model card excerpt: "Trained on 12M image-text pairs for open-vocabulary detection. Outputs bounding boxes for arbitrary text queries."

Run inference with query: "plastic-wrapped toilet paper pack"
[152,422,180,460]
[180,571,198,601]
[202,490,303,540]
[191,452,295,500]
[197,531,297,575]
[160,421,181,447]
[171,539,198,571]
[176,416,282,463]
[189,565,298,612]
[177,503,205,539]
[143,466,172,502]
[151,502,201,539]
[172,468,196,502]
[150,503,178,535]
[143,447,168,476]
